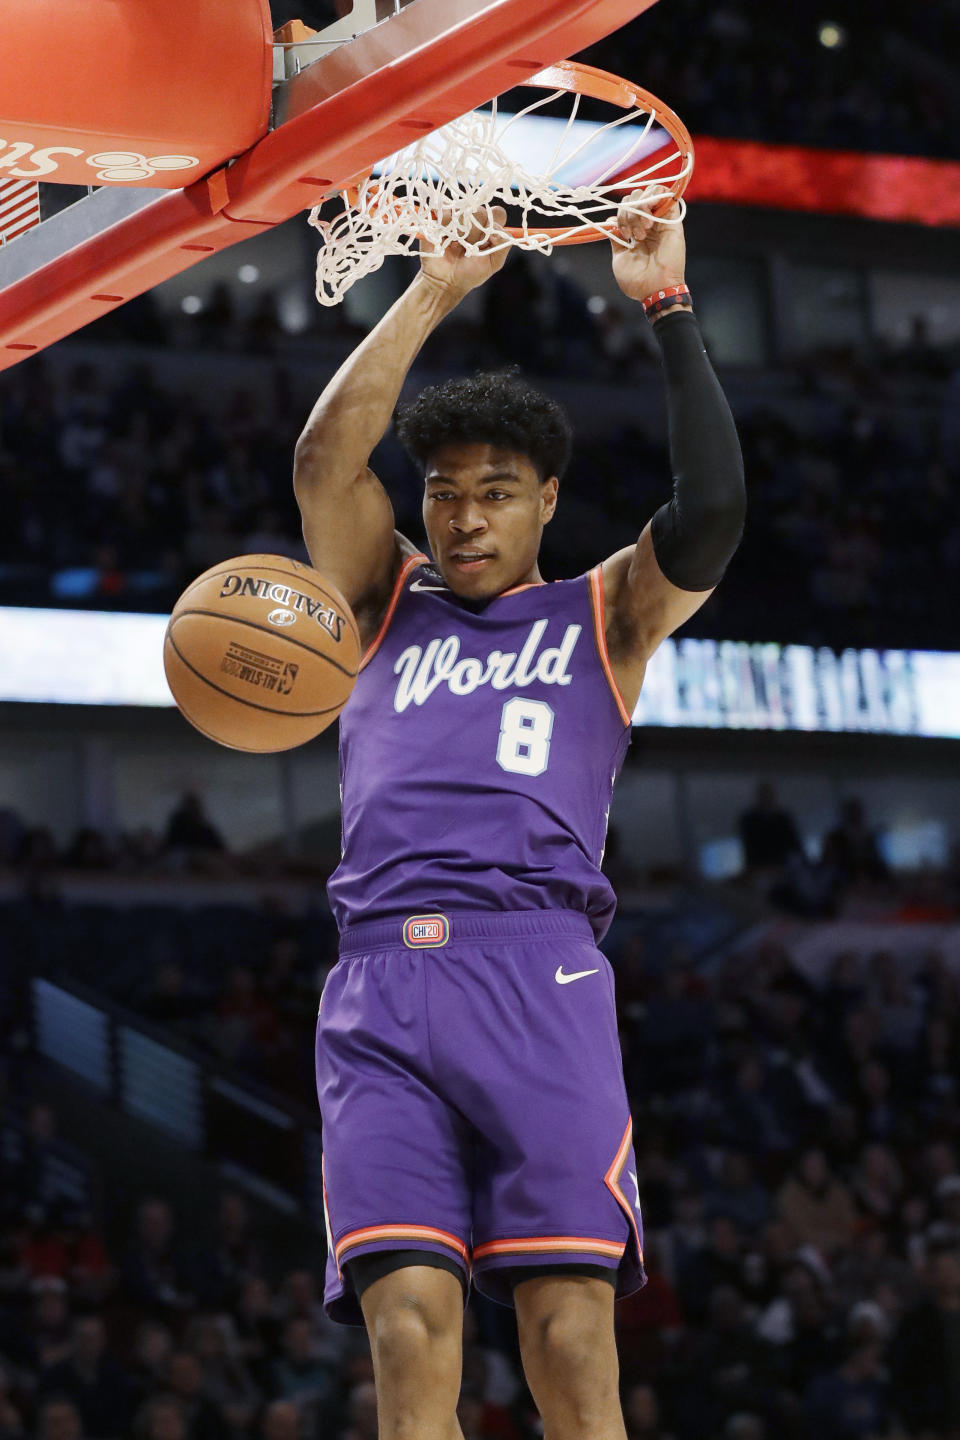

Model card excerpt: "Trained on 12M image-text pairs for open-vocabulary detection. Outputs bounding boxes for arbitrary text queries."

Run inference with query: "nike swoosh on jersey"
[554,965,600,984]
[410,576,450,593]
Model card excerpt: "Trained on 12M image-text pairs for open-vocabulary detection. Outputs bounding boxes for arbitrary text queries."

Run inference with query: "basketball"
[163,555,360,752]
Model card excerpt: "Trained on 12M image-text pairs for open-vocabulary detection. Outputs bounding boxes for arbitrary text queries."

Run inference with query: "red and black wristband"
[641,283,693,321]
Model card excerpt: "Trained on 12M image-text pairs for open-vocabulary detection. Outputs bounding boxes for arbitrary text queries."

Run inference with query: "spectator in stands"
[0,810,25,867]
[738,782,803,873]
[163,795,226,861]
[278,1270,350,1373]
[622,1382,674,1440]
[855,1060,897,1145]
[211,968,280,1073]
[723,1417,765,1440]
[849,1144,903,1228]
[804,1338,889,1440]
[868,950,923,1054]
[756,1255,842,1397]
[118,827,165,874]
[913,1014,960,1123]
[270,1320,338,1432]
[681,1286,765,1437]
[165,1351,226,1440]
[614,1237,683,1386]
[22,1202,113,1307]
[121,1199,195,1317]
[703,1152,771,1235]
[258,1400,300,1440]
[776,1149,857,1260]
[183,1314,260,1434]
[676,1215,748,1324]
[892,1247,960,1436]
[232,1280,280,1394]
[140,963,205,1030]
[834,1226,920,1322]
[7,1277,74,1375]
[13,828,59,880]
[34,1397,83,1440]
[928,1175,960,1251]
[0,1363,23,1439]
[721,1055,792,1156]
[62,829,111,872]
[39,1315,135,1439]
[340,1380,377,1440]
[129,1323,175,1411]
[4,1104,61,1220]
[195,1193,262,1311]
[134,1394,187,1440]
[822,798,888,889]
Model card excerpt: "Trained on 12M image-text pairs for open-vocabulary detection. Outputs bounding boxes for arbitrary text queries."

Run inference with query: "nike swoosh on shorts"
[554,966,600,984]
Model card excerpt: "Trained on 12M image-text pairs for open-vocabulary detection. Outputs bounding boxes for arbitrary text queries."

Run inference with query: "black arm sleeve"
[648,309,746,591]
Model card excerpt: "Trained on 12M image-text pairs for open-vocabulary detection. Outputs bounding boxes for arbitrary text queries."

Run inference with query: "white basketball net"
[308,86,691,305]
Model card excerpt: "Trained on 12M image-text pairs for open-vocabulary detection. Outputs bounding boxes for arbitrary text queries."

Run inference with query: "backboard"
[0,0,662,368]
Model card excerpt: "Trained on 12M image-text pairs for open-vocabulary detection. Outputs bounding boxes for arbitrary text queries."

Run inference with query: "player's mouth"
[448,549,495,574]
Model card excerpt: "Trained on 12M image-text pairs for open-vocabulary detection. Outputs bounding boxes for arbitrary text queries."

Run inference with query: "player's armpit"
[601,529,714,708]
[293,457,402,639]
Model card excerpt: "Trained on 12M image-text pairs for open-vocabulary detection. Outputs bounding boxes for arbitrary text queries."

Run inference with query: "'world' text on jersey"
[393,621,582,713]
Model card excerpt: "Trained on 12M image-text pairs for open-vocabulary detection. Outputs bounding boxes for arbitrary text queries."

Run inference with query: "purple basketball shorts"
[315,910,645,1324]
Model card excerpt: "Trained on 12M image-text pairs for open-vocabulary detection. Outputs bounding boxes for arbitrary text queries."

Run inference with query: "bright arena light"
[817,20,847,48]
[181,295,203,314]
[238,264,260,283]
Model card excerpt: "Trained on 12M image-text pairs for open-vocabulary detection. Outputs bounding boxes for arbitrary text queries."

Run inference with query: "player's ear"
[540,475,559,525]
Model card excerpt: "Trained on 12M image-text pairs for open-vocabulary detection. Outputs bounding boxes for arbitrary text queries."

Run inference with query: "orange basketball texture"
[163,554,360,752]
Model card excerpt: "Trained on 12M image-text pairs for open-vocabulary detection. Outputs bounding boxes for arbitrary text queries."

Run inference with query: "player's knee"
[520,1291,615,1381]
[367,1292,458,1378]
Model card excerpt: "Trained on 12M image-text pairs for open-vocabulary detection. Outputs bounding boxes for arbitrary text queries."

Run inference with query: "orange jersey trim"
[604,1117,644,1264]
[473,1235,625,1261]
[321,1156,341,1282]
[498,580,547,598]
[335,1223,470,1269]
[588,566,632,727]
[359,552,429,671]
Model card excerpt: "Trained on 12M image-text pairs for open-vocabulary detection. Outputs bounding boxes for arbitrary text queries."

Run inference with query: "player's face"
[422,443,558,598]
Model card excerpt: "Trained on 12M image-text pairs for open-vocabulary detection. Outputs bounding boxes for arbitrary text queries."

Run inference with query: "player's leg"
[355,1257,466,1440]
[315,936,474,1440]
[428,918,644,1437]
[316,941,475,1308]
[513,1271,626,1440]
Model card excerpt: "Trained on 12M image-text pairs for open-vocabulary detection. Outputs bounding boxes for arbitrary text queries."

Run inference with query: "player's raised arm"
[600,197,746,710]
[294,208,508,637]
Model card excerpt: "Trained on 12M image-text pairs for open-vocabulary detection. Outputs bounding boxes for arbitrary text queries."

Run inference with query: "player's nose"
[449,500,486,533]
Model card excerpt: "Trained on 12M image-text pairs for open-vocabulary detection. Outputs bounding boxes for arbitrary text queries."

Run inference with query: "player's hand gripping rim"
[611,186,687,303]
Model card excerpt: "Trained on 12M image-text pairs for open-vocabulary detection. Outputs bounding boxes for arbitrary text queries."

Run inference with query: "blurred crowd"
[583,0,958,158]
[4,781,960,925]
[3,884,960,1437]
[293,0,960,157]
[0,292,956,652]
[0,796,240,885]
[733,786,960,922]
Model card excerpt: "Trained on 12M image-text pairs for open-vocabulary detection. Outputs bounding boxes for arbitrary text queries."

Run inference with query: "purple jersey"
[327,554,632,940]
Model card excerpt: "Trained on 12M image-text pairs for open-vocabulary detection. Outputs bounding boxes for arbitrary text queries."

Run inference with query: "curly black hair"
[395,368,572,481]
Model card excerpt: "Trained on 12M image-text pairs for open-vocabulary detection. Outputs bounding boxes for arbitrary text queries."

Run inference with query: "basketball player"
[294,198,745,1439]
